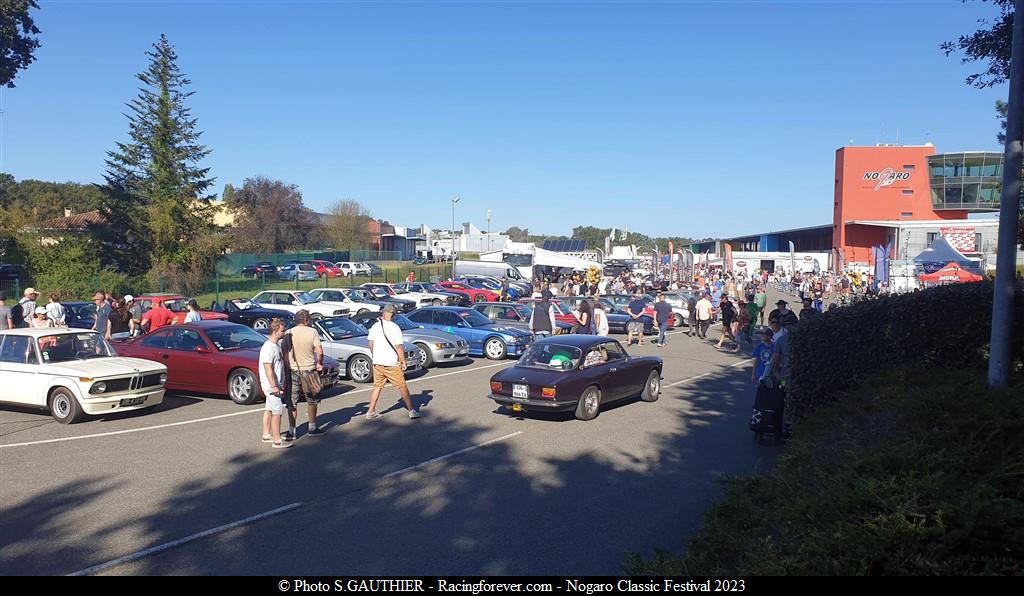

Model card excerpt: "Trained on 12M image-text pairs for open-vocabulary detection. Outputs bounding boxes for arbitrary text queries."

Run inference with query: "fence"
[217,250,403,276]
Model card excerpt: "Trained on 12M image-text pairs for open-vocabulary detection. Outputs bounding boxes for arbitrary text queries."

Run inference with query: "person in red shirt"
[141,303,174,333]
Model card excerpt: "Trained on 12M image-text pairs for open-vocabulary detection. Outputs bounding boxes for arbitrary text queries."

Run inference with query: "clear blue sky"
[0,0,1009,239]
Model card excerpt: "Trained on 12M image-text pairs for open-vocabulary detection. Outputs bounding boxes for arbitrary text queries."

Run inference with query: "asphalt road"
[0,317,781,576]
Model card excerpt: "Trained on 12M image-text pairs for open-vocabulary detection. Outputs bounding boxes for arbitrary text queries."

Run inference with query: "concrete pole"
[989,0,1024,388]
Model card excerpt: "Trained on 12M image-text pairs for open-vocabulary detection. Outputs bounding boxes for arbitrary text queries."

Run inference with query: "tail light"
[490,381,502,393]
[542,387,556,399]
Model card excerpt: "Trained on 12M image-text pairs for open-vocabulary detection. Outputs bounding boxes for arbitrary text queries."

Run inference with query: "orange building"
[834,145,1001,267]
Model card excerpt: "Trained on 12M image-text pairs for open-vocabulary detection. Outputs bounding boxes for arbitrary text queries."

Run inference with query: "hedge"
[786,281,1024,422]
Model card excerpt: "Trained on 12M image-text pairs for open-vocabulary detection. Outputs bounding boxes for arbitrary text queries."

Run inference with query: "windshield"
[503,254,533,267]
[205,326,268,351]
[365,287,390,299]
[460,308,498,327]
[318,317,369,340]
[517,343,581,371]
[508,305,531,320]
[294,292,318,304]
[391,315,419,331]
[38,332,116,363]
[162,299,189,313]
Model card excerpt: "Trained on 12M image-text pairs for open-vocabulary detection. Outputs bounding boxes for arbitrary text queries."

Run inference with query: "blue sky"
[0,0,1009,239]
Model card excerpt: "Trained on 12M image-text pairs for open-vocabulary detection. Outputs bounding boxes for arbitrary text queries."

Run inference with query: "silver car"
[350,312,470,369]
[312,317,421,384]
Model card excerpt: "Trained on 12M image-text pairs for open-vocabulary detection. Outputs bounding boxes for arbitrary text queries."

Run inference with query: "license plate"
[513,384,528,399]
[120,396,146,407]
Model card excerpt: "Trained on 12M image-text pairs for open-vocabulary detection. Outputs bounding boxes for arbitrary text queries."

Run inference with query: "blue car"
[406,306,534,360]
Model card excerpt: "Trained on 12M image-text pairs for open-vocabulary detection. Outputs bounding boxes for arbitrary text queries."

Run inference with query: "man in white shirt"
[45,293,66,327]
[259,319,291,448]
[695,292,714,339]
[366,304,421,420]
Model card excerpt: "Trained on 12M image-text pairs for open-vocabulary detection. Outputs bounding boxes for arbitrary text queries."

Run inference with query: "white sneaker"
[408,410,421,419]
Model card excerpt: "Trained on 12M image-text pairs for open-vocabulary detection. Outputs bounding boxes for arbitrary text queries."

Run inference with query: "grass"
[624,367,1024,576]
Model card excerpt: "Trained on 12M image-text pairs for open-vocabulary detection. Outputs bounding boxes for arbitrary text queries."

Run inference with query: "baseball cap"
[124,294,134,302]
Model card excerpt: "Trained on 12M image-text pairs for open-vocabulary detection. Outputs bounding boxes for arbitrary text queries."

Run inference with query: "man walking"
[366,304,421,420]
[92,291,113,340]
[626,291,647,346]
[799,297,819,321]
[686,293,698,337]
[767,299,799,330]
[284,309,327,437]
[716,294,738,350]
[754,284,767,325]
[529,290,557,337]
[696,291,713,339]
[259,319,291,449]
[653,293,673,347]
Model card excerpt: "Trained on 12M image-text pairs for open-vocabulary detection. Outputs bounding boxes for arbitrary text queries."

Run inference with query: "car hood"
[492,366,573,385]
[324,335,417,353]
[404,328,463,343]
[45,356,167,378]
[475,324,532,337]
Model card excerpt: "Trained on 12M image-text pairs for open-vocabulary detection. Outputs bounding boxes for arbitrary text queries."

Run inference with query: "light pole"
[487,209,492,253]
[451,196,461,260]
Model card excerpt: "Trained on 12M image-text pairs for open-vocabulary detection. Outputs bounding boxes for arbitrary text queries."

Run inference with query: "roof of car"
[0,327,99,337]
[534,335,622,349]
[473,302,525,307]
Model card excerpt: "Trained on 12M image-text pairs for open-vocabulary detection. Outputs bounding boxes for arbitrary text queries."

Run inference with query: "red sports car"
[135,293,229,325]
[113,321,340,405]
[437,281,499,303]
[309,259,345,278]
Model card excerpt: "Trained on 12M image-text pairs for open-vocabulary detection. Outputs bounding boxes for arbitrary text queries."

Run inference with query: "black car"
[239,262,276,278]
[488,335,662,421]
[0,264,29,282]
[64,301,97,329]
[353,286,416,312]
[211,298,294,331]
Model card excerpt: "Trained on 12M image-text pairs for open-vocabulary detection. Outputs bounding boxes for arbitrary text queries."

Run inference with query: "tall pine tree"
[102,34,217,279]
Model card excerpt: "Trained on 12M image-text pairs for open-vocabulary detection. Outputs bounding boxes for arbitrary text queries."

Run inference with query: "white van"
[453,260,527,282]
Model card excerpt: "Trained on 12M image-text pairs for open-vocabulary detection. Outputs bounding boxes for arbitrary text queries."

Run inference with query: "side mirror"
[194,345,211,354]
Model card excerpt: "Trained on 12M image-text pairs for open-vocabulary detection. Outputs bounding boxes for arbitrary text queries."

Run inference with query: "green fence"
[217,250,403,276]
[0,279,21,301]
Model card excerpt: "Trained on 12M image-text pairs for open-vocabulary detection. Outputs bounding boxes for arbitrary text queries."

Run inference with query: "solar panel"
[543,239,586,252]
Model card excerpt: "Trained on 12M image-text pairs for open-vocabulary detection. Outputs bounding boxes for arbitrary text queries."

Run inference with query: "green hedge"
[786,282,1024,422]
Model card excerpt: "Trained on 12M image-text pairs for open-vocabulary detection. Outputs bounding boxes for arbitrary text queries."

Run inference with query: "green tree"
[324,199,372,252]
[1,0,41,88]
[103,34,218,281]
[943,1,1023,248]
[228,177,318,253]
[504,226,530,242]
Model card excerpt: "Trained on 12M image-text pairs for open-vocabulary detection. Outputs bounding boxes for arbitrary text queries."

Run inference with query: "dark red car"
[135,293,229,325]
[113,321,340,404]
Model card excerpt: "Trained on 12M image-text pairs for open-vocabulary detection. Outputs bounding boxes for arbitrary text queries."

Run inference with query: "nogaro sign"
[863,168,911,191]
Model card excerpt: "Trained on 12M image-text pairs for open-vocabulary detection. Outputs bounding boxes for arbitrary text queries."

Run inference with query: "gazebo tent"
[912,236,975,273]
[919,261,984,284]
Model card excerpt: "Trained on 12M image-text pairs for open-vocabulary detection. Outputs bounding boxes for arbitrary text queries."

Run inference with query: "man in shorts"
[626,291,647,346]
[284,309,326,438]
[259,319,291,448]
[365,304,421,420]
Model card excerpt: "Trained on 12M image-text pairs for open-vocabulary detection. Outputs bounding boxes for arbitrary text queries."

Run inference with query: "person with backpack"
[366,304,421,420]
[529,291,557,337]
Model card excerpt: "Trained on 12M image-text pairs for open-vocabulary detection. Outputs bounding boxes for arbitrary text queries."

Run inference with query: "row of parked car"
[240,260,384,280]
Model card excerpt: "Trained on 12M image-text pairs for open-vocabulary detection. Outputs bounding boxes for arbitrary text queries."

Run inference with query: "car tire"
[473,294,486,303]
[575,386,601,421]
[672,313,684,327]
[252,318,270,331]
[415,343,433,368]
[641,369,661,402]
[49,387,85,424]
[348,355,373,383]
[228,368,260,405]
[432,299,442,307]
[310,313,323,322]
[484,337,507,360]
[357,309,369,316]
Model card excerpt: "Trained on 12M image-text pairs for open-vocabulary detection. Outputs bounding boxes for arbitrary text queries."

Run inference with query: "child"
[751,328,775,384]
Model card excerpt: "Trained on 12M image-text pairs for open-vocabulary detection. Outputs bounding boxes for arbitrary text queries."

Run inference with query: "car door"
[164,328,218,391]
[603,340,640,397]
[0,335,46,406]
[433,310,471,347]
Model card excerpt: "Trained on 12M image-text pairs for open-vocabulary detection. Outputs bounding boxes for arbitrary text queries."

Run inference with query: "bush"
[786,282,1024,421]
[624,368,1024,575]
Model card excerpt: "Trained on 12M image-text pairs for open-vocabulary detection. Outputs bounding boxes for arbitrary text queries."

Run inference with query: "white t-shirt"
[258,340,284,394]
[184,311,202,324]
[46,302,66,326]
[368,319,403,367]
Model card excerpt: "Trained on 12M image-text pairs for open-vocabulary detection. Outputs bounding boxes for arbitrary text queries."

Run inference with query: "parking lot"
[0,324,777,576]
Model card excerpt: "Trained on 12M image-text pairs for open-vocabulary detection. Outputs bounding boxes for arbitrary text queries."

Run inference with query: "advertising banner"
[788,241,795,276]
[940,227,976,253]
[724,244,733,273]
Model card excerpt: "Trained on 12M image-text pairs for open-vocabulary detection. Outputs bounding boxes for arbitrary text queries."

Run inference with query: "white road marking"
[383,431,524,479]
[664,358,750,388]
[1,361,512,449]
[66,502,303,577]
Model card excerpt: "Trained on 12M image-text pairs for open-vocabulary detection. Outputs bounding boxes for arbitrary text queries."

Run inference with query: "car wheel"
[641,370,661,402]
[310,313,323,321]
[484,337,507,360]
[49,387,85,424]
[348,355,373,383]
[672,313,684,327]
[252,317,270,331]
[575,386,601,421]
[432,299,442,307]
[473,294,486,303]
[415,343,433,368]
[357,309,369,316]
[228,369,259,405]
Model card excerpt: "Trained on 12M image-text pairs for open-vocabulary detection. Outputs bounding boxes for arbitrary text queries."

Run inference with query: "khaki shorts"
[372,364,408,390]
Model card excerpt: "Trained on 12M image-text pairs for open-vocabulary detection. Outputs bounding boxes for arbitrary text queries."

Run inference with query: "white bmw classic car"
[0,328,168,424]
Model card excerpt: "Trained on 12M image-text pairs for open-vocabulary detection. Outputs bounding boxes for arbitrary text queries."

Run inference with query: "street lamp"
[451,196,461,259]
[487,209,492,253]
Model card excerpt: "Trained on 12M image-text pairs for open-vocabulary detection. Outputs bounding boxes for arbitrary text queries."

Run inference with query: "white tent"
[532,246,596,271]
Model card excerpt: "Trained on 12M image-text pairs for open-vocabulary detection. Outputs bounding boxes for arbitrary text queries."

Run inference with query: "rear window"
[517,343,582,371]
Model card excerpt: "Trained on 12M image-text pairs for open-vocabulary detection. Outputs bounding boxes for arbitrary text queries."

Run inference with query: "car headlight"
[436,342,454,349]
[91,381,107,394]
[159,373,168,385]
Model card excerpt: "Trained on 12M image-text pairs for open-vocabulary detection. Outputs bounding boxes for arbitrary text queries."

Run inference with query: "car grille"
[457,340,468,348]
[94,373,164,394]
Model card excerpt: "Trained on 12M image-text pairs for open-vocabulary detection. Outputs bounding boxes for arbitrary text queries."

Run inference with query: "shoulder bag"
[288,330,323,398]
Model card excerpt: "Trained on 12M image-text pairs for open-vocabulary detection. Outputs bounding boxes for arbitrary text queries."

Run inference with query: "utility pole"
[989,0,1024,389]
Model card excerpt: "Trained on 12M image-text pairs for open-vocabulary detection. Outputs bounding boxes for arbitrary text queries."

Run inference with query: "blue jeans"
[657,323,668,345]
